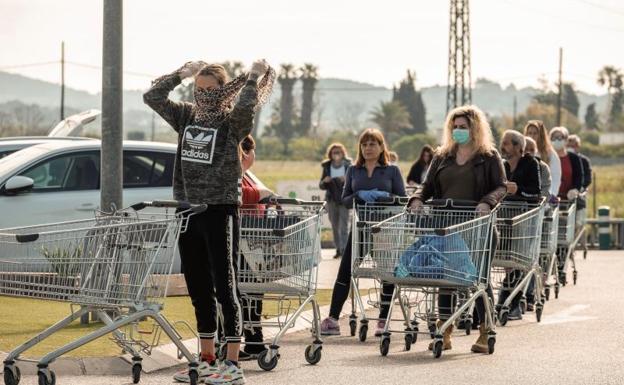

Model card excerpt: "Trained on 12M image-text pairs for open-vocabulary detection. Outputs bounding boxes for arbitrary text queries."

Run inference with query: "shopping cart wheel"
[432,340,443,359]
[411,327,418,343]
[583,250,587,260]
[520,299,527,314]
[487,337,496,354]
[37,370,55,385]
[404,334,412,351]
[358,324,368,342]
[554,285,560,299]
[544,287,550,301]
[257,349,279,371]
[132,363,141,384]
[573,271,578,285]
[428,322,436,339]
[188,369,198,385]
[304,345,322,365]
[380,336,390,356]
[464,321,472,335]
[499,310,509,327]
[349,319,357,337]
[560,272,567,287]
[3,365,20,385]
[535,305,543,323]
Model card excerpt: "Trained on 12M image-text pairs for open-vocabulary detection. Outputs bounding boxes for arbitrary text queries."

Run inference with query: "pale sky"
[1,0,623,95]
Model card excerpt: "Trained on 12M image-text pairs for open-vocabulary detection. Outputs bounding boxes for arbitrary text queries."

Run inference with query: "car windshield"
[0,145,51,180]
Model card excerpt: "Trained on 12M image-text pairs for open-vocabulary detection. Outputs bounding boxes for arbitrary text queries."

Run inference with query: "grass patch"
[0,290,336,358]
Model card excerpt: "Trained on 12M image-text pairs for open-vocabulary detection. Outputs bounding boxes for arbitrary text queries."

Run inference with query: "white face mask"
[552,139,566,151]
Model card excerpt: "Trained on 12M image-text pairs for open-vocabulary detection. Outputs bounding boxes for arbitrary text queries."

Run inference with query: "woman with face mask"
[144,60,275,385]
[319,143,352,259]
[408,105,506,354]
[524,120,561,200]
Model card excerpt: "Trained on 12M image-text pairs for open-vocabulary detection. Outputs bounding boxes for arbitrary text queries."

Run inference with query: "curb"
[1,295,375,377]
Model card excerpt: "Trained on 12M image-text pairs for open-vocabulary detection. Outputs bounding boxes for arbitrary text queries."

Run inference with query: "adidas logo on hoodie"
[181,125,217,164]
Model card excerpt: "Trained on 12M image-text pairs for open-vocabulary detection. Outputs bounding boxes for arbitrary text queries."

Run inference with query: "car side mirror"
[4,176,34,195]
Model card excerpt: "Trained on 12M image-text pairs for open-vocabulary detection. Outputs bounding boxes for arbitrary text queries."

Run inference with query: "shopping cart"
[370,199,497,358]
[236,198,324,371]
[491,198,545,325]
[0,201,205,385]
[350,197,409,342]
[557,200,580,286]
[540,204,560,300]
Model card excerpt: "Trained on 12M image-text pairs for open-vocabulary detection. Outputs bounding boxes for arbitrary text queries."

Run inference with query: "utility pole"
[556,47,563,127]
[151,112,156,141]
[60,41,65,121]
[101,0,123,213]
[447,0,472,111]
[513,95,517,129]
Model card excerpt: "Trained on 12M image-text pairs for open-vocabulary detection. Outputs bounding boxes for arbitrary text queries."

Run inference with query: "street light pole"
[100,0,123,213]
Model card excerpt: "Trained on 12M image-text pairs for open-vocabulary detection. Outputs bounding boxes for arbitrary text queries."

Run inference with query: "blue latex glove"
[357,189,390,202]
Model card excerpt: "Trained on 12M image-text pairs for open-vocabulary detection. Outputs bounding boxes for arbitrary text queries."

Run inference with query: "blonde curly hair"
[438,105,495,156]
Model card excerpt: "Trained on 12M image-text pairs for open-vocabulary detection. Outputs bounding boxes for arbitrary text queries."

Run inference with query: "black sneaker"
[526,302,535,312]
[238,350,254,361]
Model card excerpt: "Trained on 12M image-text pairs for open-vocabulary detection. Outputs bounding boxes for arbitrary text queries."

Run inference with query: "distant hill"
[0,71,609,136]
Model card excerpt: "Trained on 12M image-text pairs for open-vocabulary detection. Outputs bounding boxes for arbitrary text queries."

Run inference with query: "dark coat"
[410,150,507,209]
[504,153,541,199]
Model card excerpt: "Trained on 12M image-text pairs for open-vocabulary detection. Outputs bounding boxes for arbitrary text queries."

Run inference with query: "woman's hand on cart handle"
[476,202,491,216]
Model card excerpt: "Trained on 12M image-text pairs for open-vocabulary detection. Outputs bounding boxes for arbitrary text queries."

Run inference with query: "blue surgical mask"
[452,128,470,144]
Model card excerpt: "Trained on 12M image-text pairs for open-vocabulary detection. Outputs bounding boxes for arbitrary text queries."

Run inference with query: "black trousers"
[329,231,394,320]
[178,205,243,343]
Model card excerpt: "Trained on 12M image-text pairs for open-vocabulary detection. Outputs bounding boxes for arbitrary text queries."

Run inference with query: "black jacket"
[578,152,592,189]
[319,158,352,203]
[504,154,541,199]
[410,150,507,209]
[406,161,430,185]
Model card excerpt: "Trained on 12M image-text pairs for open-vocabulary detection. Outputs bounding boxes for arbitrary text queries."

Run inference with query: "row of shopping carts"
[345,196,586,358]
[0,194,586,384]
[0,198,325,384]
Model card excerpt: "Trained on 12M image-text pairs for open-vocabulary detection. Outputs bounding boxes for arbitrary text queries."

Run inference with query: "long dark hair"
[416,145,434,166]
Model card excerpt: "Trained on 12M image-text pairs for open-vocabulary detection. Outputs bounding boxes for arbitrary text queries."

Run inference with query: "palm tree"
[597,66,624,128]
[277,63,298,154]
[370,101,412,143]
[299,63,318,135]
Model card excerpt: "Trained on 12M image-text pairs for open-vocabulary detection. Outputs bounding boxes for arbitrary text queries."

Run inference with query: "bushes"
[391,133,437,162]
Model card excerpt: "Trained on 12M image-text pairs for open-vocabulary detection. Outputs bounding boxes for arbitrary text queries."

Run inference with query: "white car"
[0,136,92,159]
[0,140,177,227]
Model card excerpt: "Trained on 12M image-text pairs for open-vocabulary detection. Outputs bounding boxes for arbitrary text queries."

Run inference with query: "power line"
[570,0,624,17]
[499,0,624,33]
[0,61,59,70]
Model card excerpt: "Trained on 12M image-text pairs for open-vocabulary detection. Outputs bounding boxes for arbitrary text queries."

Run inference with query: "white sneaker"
[173,360,220,383]
[204,361,245,385]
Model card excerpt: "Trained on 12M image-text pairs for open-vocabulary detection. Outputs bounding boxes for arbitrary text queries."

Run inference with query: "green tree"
[275,64,298,154]
[299,63,318,136]
[393,70,428,134]
[370,101,412,143]
[220,61,245,78]
[584,103,601,130]
[597,65,624,129]
[533,82,580,117]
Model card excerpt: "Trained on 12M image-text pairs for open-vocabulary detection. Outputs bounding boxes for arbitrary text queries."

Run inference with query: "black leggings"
[178,206,243,343]
[329,231,394,320]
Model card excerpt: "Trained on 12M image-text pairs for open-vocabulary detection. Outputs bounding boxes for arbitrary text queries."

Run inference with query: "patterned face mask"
[193,67,276,127]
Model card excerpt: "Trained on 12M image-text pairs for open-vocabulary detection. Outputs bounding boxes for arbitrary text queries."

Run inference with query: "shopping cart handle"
[131,200,207,213]
[258,197,324,206]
